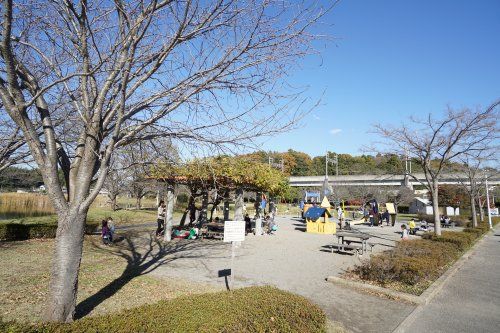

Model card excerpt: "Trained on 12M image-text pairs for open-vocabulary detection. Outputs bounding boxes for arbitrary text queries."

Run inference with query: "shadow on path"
[75,231,221,319]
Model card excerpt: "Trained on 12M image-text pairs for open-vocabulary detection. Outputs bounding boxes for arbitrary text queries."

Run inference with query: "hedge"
[0,286,327,333]
[351,220,498,294]
[421,231,477,251]
[352,240,459,287]
[0,222,99,241]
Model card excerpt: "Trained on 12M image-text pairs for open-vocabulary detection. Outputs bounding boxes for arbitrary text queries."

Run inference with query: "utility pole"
[333,154,338,176]
[325,151,329,177]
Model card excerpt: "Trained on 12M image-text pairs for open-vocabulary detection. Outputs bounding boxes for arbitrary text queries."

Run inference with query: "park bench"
[330,243,362,254]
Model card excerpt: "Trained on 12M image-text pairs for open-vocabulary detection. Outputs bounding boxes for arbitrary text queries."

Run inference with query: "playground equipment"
[304,196,336,234]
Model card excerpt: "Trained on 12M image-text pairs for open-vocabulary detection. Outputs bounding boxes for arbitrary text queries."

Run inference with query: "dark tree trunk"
[135,196,141,210]
[199,191,208,223]
[188,196,196,225]
[46,208,87,322]
[109,195,117,211]
[210,194,222,221]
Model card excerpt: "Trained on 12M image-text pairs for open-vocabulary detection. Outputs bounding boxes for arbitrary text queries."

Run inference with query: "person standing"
[156,200,166,236]
[337,206,344,230]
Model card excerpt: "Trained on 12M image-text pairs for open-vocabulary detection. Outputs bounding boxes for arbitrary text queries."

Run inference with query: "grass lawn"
[0,231,219,323]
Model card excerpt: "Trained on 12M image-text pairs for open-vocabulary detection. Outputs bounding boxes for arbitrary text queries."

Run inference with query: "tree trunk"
[45,208,87,322]
[223,191,230,221]
[470,194,477,228]
[110,195,117,211]
[255,192,262,236]
[135,196,141,210]
[478,195,485,222]
[163,186,174,242]
[188,196,196,225]
[199,191,208,224]
[431,184,442,236]
[234,188,244,221]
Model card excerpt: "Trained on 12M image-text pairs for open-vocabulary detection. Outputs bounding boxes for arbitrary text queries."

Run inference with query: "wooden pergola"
[148,175,268,241]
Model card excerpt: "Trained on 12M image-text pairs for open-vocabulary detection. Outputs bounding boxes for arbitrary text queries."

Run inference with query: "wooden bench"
[203,230,224,240]
[330,243,362,254]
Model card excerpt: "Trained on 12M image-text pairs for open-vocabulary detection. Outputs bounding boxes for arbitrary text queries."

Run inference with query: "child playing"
[401,224,409,240]
[409,219,416,235]
[101,220,112,244]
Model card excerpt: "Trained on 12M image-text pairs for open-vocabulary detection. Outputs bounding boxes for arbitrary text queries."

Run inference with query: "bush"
[421,231,476,251]
[416,213,434,223]
[463,227,485,238]
[449,215,469,227]
[0,286,326,333]
[0,222,99,241]
[353,240,459,287]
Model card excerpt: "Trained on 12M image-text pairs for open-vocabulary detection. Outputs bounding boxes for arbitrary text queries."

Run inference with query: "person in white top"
[337,206,344,229]
[156,200,166,236]
[401,224,409,240]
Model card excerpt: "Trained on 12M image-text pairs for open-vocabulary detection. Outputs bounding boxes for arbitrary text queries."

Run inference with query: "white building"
[409,197,460,216]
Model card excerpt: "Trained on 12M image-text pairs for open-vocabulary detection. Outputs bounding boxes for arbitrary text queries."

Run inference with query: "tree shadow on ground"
[75,231,223,319]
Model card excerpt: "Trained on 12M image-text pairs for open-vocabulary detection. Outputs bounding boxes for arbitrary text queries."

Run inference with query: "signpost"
[223,220,245,290]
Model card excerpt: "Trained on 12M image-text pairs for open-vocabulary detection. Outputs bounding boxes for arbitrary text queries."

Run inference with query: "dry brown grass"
[0,231,219,323]
[0,193,54,218]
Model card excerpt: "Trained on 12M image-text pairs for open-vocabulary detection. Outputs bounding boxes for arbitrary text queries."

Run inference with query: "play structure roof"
[304,207,331,220]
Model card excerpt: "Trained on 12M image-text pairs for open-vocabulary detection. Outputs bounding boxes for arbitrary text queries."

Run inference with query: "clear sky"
[259,0,500,157]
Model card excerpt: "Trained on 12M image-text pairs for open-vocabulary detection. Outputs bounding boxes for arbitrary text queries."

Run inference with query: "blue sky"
[260,0,500,157]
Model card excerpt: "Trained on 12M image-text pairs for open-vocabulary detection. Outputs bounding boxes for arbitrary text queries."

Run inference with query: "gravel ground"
[149,216,416,333]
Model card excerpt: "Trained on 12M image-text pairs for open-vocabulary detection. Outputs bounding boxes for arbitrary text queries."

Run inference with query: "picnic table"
[332,231,371,255]
[200,222,225,240]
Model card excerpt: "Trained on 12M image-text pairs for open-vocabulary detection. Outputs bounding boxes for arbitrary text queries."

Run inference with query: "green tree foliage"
[152,156,289,196]
[0,167,43,191]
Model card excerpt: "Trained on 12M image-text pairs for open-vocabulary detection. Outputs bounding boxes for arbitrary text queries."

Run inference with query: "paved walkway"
[398,227,500,333]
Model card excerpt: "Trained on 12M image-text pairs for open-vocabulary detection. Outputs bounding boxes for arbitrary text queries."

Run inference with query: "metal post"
[486,177,493,230]
[230,241,235,290]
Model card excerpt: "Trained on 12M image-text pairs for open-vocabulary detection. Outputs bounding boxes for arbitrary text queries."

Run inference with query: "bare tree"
[389,186,414,213]
[0,112,31,172]
[374,102,499,235]
[104,166,127,211]
[0,0,329,321]
[454,149,498,227]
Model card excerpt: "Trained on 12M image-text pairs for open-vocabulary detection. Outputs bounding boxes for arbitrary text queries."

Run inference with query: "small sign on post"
[223,221,245,290]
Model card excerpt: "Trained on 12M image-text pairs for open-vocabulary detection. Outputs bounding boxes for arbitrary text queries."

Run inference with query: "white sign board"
[489,208,499,216]
[224,220,245,242]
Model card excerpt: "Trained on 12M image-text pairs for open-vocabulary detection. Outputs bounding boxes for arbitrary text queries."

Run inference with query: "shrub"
[353,240,459,287]
[422,231,476,251]
[449,215,469,227]
[416,213,434,223]
[0,222,99,241]
[463,228,484,238]
[0,286,326,333]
